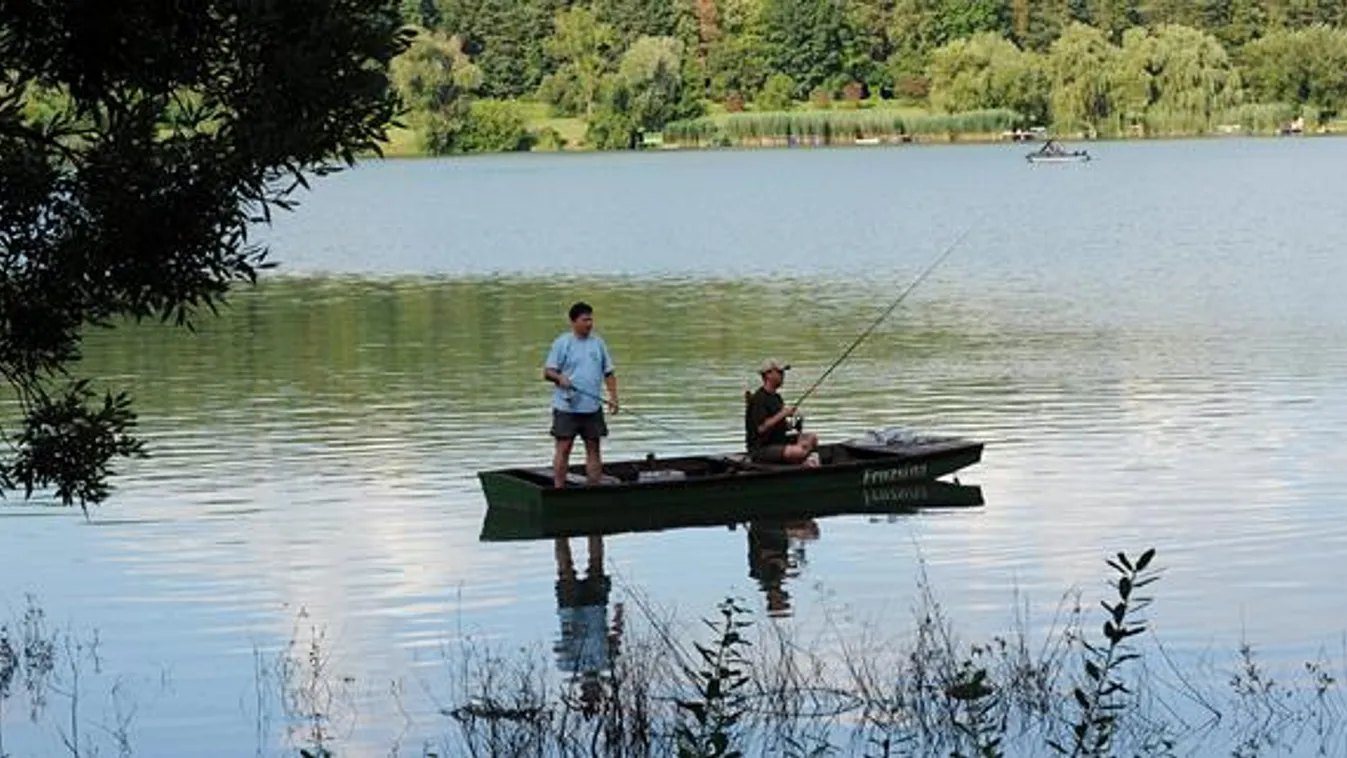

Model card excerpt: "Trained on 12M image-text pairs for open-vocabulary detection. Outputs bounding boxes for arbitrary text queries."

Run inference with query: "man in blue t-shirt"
[544,301,620,488]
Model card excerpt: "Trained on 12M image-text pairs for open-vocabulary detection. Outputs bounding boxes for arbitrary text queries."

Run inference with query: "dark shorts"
[556,573,612,607]
[551,409,608,441]
[750,444,788,464]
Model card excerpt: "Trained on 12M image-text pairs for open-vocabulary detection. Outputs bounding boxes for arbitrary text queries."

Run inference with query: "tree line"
[393,0,1347,152]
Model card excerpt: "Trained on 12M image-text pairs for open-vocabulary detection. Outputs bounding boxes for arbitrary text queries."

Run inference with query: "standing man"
[544,302,619,488]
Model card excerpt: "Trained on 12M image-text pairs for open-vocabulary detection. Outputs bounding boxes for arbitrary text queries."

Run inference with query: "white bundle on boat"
[846,427,925,447]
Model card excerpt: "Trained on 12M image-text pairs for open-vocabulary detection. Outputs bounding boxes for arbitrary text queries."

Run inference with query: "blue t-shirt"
[545,332,614,414]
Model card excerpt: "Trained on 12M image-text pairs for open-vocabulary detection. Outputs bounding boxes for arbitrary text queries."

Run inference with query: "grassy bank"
[4,547,1346,757]
[373,99,1347,159]
[662,107,1023,148]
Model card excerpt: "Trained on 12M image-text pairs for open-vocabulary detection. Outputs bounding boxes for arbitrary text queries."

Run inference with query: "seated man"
[744,359,820,466]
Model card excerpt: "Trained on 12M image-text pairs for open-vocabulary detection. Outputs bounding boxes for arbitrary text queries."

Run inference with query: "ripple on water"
[4,143,1347,755]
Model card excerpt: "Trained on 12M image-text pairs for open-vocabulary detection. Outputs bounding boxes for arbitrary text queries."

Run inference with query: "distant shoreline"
[372,127,1345,160]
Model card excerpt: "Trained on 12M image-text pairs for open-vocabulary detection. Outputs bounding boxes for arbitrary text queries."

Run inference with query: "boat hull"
[477,436,984,515]
[1026,153,1090,163]
[481,479,984,541]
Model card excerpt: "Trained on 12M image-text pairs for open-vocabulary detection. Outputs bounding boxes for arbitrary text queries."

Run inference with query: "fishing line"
[791,225,975,411]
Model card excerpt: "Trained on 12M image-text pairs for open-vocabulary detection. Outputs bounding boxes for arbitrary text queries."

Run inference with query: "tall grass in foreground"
[3,548,1346,757]
[663,109,1023,148]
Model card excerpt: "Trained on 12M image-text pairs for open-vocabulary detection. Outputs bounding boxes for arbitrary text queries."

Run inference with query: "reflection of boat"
[477,433,982,516]
[1026,139,1090,163]
[479,479,984,541]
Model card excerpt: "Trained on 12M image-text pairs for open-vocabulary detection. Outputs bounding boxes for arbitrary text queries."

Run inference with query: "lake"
[3,138,1346,756]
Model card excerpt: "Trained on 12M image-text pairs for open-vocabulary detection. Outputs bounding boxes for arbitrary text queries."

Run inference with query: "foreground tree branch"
[0,0,413,511]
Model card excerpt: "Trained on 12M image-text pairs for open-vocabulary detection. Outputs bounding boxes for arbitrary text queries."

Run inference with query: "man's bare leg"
[555,537,575,575]
[586,535,604,575]
[782,434,821,467]
[584,436,603,484]
[553,437,575,488]
[555,538,577,604]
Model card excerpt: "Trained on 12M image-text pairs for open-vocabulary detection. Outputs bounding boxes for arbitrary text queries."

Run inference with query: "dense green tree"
[384,0,1347,154]
[704,0,771,100]
[1114,24,1242,133]
[401,0,443,27]
[588,36,691,147]
[437,0,560,98]
[846,0,896,91]
[392,29,482,153]
[593,0,680,44]
[1241,24,1347,118]
[1088,0,1142,41]
[707,32,771,99]
[1138,0,1204,26]
[932,0,1008,42]
[928,32,1049,123]
[760,0,850,96]
[0,0,408,508]
[1048,22,1121,134]
[886,0,940,89]
[1210,0,1271,48]
[1014,0,1091,49]
[539,6,620,117]
[756,72,798,109]
[460,99,536,151]
[1263,0,1347,27]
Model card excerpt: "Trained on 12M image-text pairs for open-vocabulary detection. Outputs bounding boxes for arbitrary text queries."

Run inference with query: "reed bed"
[4,548,1346,758]
[663,108,1023,147]
[1216,102,1300,133]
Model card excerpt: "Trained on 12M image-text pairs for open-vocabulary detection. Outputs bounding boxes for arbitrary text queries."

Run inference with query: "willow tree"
[927,32,1049,125]
[587,35,689,148]
[1114,24,1241,134]
[391,28,484,154]
[1241,25,1347,122]
[539,6,619,118]
[0,0,410,509]
[1049,23,1121,136]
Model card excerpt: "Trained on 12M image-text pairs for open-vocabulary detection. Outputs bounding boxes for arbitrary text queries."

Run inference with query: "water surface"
[3,138,1346,755]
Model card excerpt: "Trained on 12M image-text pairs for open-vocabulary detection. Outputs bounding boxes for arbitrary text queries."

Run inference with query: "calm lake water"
[3,138,1347,755]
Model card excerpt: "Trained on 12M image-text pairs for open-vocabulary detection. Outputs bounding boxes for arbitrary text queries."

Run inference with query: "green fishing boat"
[480,478,984,541]
[477,431,983,515]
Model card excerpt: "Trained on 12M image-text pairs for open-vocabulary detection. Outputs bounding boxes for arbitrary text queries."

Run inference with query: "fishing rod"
[558,383,762,471]
[791,225,974,411]
[553,382,703,445]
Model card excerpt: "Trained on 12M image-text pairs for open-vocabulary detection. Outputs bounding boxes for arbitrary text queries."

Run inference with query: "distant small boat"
[1026,139,1090,163]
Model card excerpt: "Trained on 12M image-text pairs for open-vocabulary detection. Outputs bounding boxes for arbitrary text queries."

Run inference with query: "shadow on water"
[479,479,985,544]
[476,478,991,755]
[551,535,622,719]
[484,478,986,673]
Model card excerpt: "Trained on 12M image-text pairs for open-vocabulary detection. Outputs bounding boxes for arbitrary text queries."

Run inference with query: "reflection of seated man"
[744,359,819,466]
[748,519,821,618]
[747,521,792,617]
[553,536,624,717]
[784,519,819,569]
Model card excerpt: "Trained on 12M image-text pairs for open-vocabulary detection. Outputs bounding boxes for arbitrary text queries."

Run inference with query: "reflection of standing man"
[544,301,619,488]
[554,535,624,716]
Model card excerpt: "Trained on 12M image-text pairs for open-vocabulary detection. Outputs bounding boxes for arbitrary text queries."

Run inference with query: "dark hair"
[568,301,593,322]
